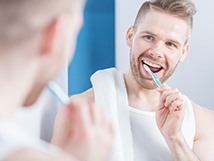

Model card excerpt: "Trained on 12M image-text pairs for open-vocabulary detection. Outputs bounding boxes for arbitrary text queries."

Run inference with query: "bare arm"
[156,85,200,161]
[164,132,200,161]
[192,102,214,161]
[51,88,114,161]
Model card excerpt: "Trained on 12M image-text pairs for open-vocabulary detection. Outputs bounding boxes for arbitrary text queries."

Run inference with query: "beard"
[130,52,179,89]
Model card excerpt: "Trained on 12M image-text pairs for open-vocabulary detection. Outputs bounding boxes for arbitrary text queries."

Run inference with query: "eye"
[165,42,177,48]
[143,35,154,41]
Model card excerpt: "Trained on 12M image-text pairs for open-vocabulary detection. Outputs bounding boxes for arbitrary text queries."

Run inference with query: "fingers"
[157,85,184,111]
[156,84,170,92]
[88,102,100,125]
[65,98,114,138]
[90,103,114,139]
[162,88,183,107]
[69,99,94,134]
[52,96,114,161]
[51,102,78,145]
[169,99,184,112]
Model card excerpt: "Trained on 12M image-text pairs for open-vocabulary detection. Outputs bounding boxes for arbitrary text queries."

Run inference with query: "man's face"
[126,9,189,89]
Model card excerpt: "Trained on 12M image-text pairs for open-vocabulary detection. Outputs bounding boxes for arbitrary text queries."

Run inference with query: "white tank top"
[129,95,195,161]
[0,119,47,160]
[91,68,196,161]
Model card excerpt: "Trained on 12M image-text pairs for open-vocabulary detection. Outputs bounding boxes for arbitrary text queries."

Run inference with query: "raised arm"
[156,85,200,161]
[51,90,114,161]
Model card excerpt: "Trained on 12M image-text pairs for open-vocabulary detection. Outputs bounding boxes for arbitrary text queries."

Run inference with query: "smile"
[142,60,163,73]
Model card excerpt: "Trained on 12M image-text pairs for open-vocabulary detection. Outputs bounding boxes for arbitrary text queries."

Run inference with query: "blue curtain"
[68,0,115,95]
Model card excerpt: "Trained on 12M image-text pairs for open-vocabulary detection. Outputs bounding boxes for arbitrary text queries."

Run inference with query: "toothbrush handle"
[47,82,69,105]
[151,72,162,87]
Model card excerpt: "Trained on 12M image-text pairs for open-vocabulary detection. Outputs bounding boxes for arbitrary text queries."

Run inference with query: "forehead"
[136,9,189,45]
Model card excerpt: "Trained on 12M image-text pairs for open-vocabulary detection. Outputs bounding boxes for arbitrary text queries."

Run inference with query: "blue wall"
[68,0,115,95]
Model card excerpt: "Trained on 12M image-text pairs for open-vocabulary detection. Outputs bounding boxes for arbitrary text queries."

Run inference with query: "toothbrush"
[143,64,162,87]
[47,81,69,105]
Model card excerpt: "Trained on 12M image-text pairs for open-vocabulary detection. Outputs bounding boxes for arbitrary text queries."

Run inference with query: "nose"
[148,41,163,59]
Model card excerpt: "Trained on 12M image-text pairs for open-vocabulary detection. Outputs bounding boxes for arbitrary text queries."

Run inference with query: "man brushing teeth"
[66,0,214,161]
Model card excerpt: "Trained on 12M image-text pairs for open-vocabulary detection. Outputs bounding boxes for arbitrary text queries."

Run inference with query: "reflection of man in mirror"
[66,0,214,160]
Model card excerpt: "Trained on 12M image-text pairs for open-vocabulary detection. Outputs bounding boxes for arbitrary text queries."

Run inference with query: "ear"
[126,26,134,47]
[179,43,189,62]
[40,16,62,56]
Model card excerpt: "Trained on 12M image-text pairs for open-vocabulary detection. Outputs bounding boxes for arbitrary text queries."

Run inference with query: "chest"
[129,108,172,161]
[129,107,195,161]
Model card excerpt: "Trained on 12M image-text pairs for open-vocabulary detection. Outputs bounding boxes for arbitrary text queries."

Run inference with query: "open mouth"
[142,60,163,73]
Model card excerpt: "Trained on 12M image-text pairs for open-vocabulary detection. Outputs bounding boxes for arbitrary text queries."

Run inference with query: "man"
[0,0,113,161]
[69,0,214,160]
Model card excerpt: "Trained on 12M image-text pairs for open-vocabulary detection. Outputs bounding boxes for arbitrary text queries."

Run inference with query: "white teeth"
[143,60,161,68]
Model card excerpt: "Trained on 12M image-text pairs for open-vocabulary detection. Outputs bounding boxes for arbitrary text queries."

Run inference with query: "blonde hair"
[134,0,196,31]
[0,0,80,43]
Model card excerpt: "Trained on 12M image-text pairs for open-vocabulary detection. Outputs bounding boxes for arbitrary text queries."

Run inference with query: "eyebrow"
[140,30,182,47]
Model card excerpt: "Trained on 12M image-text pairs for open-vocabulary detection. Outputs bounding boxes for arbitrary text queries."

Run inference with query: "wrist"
[164,132,188,152]
[164,131,183,140]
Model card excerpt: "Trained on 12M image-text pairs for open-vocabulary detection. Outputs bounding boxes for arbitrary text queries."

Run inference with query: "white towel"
[91,68,134,161]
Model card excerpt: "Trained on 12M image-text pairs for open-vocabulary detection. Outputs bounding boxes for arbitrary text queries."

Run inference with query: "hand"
[51,97,114,161]
[155,85,185,139]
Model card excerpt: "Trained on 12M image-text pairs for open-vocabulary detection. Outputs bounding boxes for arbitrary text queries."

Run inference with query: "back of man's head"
[0,0,82,47]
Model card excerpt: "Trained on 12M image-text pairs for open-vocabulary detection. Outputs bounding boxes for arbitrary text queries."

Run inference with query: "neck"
[0,71,28,119]
[124,70,161,112]
[23,81,46,107]
[0,53,38,119]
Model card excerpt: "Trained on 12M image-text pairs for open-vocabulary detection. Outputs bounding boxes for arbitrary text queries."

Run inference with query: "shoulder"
[91,67,118,77]
[90,67,120,83]
[190,101,214,160]
[69,68,120,103]
[70,88,95,103]
[191,101,214,139]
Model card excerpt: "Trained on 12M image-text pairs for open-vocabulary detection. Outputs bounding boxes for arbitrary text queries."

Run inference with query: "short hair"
[134,0,196,31]
[0,0,80,44]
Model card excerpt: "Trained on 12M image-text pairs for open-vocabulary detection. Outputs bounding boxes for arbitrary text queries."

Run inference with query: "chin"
[139,79,158,90]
